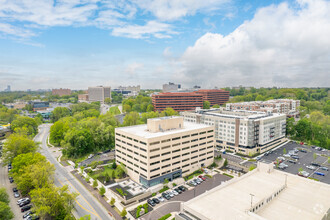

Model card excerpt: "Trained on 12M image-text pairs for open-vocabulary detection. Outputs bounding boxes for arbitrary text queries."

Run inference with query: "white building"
[87,86,111,103]
[177,161,330,220]
[182,109,286,156]
[115,117,214,187]
[162,82,181,93]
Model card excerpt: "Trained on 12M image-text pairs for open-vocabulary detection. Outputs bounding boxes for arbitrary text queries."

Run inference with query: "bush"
[116,188,127,196]
[172,183,177,187]
[152,192,156,197]
[205,174,212,178]
[143,203,149,214]
[224,159,228,167]
[158,213,172,220]
[223,173,234,178]
[159,186,169,194]
[110,197,115,207]
[85,176,90,183]
[99,186,105,196]
[93,180,98,189]
[90,161,98,169]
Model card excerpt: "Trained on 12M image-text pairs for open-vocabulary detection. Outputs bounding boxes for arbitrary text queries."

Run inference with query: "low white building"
[182,109,286,156]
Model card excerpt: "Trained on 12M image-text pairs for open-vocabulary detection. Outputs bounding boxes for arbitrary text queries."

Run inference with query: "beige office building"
[182,109,286,156]
[88,86,111,103]
[115,117,214,187]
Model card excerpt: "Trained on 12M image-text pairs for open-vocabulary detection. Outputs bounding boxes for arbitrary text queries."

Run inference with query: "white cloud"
[0,22,35,37]
[177,0,330,87]
[132,0,229,21]
[112,20,177,39]
[125,62,144,75]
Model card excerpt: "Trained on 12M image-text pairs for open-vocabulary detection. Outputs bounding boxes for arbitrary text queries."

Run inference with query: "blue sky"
[0,0,329,90]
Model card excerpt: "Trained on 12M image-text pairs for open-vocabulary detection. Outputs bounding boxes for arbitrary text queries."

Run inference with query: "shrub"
[99,186,106,196]
[158,213,172,220]
[224,159,228,167]
[172,183,177,187]
[85,176,90,183]
[116,188,127,196]
[110,197,115,207]
[120,208,127,218]
[159,186,169,193]
[93,180,98,189]
[143,203,149,214]
[90,161,98,169]
[223,173,234,178]
[152,192,156,197]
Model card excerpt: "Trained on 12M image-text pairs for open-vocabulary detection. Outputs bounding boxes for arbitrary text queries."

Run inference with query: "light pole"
[250,193,255,209]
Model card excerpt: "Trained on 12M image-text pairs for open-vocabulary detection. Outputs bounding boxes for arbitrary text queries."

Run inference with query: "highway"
[35,124,112,220]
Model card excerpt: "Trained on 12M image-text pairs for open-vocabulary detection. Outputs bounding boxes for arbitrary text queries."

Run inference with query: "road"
[35,124,112,220]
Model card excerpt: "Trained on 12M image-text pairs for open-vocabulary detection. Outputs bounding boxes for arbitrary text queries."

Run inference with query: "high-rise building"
[4,85,11,92]
[113,85,140,97]
[115,116,214,187]
[52,88,71,97]
[194,89,230,106]
[162,82,181,93]
[152,92,204,112]
[87,86,111,103]
[182,109,286,155]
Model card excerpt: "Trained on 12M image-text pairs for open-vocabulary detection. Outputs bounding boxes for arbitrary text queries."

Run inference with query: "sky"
[0,0,329,90]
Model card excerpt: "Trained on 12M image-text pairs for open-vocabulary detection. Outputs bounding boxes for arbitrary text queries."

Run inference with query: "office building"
[52,88,71,97]
[113,85,140,97]
[88,86,111,103]
[194,89,230,106]
[115,117,214,187]
[163,82,181,93]
[182,109,286,155]
[226,99,300,118]
[152,93,203,112]
[28,101,49,111]
[177,161,330,220]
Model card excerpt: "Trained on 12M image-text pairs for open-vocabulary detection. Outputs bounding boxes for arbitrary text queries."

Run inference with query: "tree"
[283,148,287,154]
[146,104,154,112]
[93,180,98,189]
[110,197,116,207]
[203,101,210,109]
[51,107,71,122]
[298,167,304,173]
[120,208,127,218]
[224,159,228,167]
[163,178,169,186]
[104,97,111,104]
[1,134,38,164]
[78,215,91,220]
[11,116,38,136]
[112,162,117,169]
[99,186,106,196]
[212,104,220,108]
[0,188,9,204]
[50,120,70,145]
[160,108,179,117]
[0,201,14,220]
[249,165,256,171]
[286,118,295,137]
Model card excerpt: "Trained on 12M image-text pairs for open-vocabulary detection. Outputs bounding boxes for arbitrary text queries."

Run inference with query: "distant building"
[29,101,49,112]
[52,88,71,97]
[115,116,214,187]
[152,92,204,112]
[162,82,181,93]
[78,94,89,102]
[113,85,140,97]
[4,85,11,92]
[177,161,330,220]
[87,86,111,103]
[182,109,286,155]
[194,89,230,106]
[226,99,300,118]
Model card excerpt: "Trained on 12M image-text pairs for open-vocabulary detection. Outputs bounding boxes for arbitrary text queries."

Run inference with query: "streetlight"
[250,193,254,209]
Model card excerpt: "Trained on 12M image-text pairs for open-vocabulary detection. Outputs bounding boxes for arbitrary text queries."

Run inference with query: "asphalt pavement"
[36,124,112,220]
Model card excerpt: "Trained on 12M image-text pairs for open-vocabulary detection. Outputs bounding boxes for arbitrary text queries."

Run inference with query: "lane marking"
[58,178,100,219]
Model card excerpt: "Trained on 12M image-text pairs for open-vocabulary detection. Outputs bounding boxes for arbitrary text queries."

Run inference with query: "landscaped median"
[158,213,172,220]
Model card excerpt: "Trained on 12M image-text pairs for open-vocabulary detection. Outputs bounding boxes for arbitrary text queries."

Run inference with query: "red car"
[198,175,206,181]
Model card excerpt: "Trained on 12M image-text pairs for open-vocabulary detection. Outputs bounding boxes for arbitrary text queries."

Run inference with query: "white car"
[299,171,310,177]
[168,191,174,198]
[283,154,291,157]
[172,190,178,196]
[278,157,285,161]
[281,163,288,168]
[306,165,316,170]
[158,196,165,202]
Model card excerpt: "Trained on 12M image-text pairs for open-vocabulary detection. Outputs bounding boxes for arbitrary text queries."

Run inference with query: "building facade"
[115,117,214,187]
[29,101,49,111]
[162,82,181,93]
[152,93,203,112]
[113,85,140,97]
[182,109,286,155]
[226,99,300,118]
[52,88,71,97]
[194,89,230,106]
[87,86,111,103]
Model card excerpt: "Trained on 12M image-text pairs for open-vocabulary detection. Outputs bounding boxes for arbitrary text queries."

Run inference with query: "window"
[161,152,170,156]
[207,135,213,138]
[150,161,160,166]
[182,135,190,139]
[173,143,180,147]
[150,141,160,146]
[207,130,214,133]
[182,146,190,151]
[172,149,181,153]
[150,148,160,152]
[172,155,180,159]
[162,145,170,150]
[150,167,160,172]
[191,133,198,136]
[199,131,206,135]
[172,161,180,165]
[172,137,181,141]
[140,141,146,145]
[140,148,147,152]
[191,150,198,154]
[191,139,198,142]
[150,174,160,178]
[199,137,206,140]
[161,139,170,143]
[150,154,160,159]
[182,158,189,162]
[182,152,190,156]
[191,156,198,159]
[162,164,170,169]
[182,141,190,145]
[162,158,170,162]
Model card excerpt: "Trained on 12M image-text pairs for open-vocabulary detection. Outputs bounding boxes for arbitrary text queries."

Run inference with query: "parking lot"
[261,142,330,184]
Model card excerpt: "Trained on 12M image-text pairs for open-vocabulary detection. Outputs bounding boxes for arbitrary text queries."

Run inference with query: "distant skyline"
[0,0,330,90]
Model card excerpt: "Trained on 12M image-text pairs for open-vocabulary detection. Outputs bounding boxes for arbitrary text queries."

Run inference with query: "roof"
[153,92,203,96]
[183,163,330,220]
[196,89,228,92]
[115,121,213,139]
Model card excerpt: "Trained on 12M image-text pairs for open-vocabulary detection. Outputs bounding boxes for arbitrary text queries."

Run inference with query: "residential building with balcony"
[115,116,214,187]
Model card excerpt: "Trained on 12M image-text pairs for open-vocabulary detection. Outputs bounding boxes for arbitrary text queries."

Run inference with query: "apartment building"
[194,89,230,106]
[182,109,286,156]
[152,92,203,112]
[115,117,214,187]
[87,86,111,103]
[52,88,71,97]
[226,99,300,118]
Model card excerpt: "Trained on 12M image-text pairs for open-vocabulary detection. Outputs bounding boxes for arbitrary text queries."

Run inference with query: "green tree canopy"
[203,101,210,109]
[11,116,38,136]
[0,188,9,204]
[0,201,14,220]
[51,107,71,122]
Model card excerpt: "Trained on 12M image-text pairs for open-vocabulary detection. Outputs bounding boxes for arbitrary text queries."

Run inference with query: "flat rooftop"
[198,109,285,120]
[116,120,212,139]
[183,163,330,220]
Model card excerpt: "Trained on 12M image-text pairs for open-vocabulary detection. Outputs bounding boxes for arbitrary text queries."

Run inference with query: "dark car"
[21,205,32,212]
[299,149,307,153]
[291,155,299,160]
[9,177,14,183]
[13,187,18,192]
[23,210,34,218]
[19,200,30,207]
[178,186,186,192]
[174,188,182,194]
[152,198,160,204]
[147,199,156,207]
[162,192,171,200]
[311,162,321,167]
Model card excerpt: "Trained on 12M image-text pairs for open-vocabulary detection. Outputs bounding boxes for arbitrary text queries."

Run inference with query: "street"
[36,124,112,220]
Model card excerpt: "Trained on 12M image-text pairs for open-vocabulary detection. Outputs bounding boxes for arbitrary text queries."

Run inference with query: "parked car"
[315,172,325,176]
[264,152,269,156]
[13,187,18,192]
[14,192,20,198]
[147,199,156,207]
[299,149,307,153]
[283,154,291,157]
[278,156,285,161]
[157,196,165,202]
[162,192,170,200]
[21,205,32,212]
[174,188,182,194]
[189,181,197,186]
[168,191,174,198]
[306,165,316,170]
[311,162,321,167]
[24,215,40,220]
[9,177,14,183]
[291,155,299,160]
[204,169,209,174]
[23,210,34,219]
[199,175,206,181]
[256,156,262,161]
[19,200,30,207]
[178,186,186,192]
[152,198,160,204]
[298,171,309,177]
[288,159,297,164]
[320,167,329,171]
[17,198,29,205]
